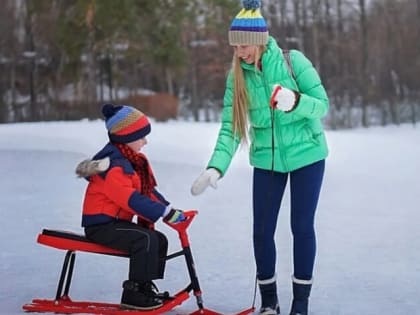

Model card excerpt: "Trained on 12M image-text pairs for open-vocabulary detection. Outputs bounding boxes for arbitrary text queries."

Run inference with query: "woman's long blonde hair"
[232,45,266,144]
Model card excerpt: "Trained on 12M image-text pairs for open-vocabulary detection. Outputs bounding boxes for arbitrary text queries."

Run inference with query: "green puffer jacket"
[207,36,329,174]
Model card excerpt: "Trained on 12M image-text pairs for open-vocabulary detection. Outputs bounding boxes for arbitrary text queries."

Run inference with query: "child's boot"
[289,276,312,315]
[147,281,171,300]
[120,280,163,310]
[258,276,280,315]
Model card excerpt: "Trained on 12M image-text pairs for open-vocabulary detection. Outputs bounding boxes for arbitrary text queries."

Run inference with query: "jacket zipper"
[260,67,288,171]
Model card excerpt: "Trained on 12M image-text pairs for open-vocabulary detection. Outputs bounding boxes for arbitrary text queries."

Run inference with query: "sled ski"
[22,210,255,315]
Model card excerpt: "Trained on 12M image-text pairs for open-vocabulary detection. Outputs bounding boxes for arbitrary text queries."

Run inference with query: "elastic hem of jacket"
[285,91,301,113]
[82,214,116,227]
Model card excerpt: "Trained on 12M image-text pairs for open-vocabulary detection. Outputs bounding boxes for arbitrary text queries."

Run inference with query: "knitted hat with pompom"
[102,104,151,143]
[228,0,269,46]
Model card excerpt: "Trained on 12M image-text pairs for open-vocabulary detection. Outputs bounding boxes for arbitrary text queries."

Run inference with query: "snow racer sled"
[22,210,254,315]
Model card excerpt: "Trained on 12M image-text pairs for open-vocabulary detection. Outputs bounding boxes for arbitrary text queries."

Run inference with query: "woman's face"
[234,45,259,64]
[127,137,147,152]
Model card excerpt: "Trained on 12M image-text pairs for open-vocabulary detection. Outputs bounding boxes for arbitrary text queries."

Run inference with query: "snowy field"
[0,119,419,315]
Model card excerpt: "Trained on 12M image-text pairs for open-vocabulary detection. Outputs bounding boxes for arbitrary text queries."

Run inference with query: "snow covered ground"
[0,119,419,315]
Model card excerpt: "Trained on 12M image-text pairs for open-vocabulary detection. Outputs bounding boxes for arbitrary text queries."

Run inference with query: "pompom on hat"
[102,104,151,143]
[228,0,269,46]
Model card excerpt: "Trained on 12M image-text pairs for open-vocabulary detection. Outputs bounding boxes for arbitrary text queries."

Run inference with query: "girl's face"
[127,137,147,152]
[234,45,259,64]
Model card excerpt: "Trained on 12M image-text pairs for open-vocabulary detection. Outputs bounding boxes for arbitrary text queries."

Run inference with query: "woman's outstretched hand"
[190,168,221,196]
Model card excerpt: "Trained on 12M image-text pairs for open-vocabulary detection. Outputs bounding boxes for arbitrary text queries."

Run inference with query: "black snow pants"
[85,220,168,282]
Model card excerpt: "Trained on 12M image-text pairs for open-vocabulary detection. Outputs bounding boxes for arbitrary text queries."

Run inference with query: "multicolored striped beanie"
[102,104,151,143]
[228,0,269,46]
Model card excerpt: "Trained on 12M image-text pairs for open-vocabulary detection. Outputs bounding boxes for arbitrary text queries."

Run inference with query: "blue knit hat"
[228,0,269,46]
[102,104,151,143]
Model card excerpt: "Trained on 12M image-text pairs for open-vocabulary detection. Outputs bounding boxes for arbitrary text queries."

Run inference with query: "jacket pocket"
[249,107,272,128]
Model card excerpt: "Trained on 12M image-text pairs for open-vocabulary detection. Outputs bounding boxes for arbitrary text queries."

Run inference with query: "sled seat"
[32,229,131,304]
[38,229,128,256]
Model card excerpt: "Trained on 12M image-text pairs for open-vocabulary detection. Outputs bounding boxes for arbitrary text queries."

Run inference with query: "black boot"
[148,281,171,300]
[120,280,163,310]
[289,277,312,315]
[258,276,280,315]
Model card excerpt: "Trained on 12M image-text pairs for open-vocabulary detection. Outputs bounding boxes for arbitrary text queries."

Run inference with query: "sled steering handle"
[165,210,198,247]
[165,210,197,232]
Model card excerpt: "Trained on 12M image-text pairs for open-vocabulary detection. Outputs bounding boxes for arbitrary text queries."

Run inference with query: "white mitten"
[75,157,110,177]
[270,84,298,112]
[190,168,221,196]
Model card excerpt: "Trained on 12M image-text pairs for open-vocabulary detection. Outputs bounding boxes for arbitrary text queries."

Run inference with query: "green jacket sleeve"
[207,73,240,176]
[290,50,329,119]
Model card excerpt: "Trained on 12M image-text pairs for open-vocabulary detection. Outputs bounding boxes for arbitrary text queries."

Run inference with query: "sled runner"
[22,210,254,315]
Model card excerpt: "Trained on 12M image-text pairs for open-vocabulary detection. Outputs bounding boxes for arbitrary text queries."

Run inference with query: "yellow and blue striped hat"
[228,0,269,46]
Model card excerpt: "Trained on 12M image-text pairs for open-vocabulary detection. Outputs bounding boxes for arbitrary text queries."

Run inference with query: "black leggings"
[85,221,168,282]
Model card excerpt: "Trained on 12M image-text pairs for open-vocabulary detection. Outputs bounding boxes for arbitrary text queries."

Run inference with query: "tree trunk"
[293,0,304,51]
[84,1,97,110]
[24,10,37,121]
[417,0,420,35]
[191,55,199,122]
[9,58,17,122]
[310,0,321,70]
[102,55,113,102]
[359,0,369,127]
[389,97,400,126]
[166,67,174,95]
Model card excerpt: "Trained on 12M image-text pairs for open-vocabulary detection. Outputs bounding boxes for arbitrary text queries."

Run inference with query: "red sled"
[22,210,254,315]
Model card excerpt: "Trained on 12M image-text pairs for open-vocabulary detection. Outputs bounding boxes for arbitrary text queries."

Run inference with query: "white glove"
[190,168,221,196]
[270,84,298,112]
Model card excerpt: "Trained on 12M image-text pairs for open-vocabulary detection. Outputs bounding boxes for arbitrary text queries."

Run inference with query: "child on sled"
[76,103,185,310]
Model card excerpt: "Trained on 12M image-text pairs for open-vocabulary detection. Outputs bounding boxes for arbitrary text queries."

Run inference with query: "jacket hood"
[92,142,135,176]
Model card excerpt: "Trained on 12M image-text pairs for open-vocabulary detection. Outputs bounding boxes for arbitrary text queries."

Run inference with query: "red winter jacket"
[81,143,169,227]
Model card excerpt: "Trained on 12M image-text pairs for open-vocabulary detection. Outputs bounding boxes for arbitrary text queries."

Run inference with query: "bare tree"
[358,0,369,127]
[83,1,98,106]
[292,0,305,51]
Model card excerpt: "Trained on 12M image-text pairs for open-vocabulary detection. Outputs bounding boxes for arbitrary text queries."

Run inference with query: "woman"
[190,1,329,314]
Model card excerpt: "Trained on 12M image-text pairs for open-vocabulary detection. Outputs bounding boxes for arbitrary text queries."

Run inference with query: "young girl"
[190,1,329,314]
[76,104,184,310]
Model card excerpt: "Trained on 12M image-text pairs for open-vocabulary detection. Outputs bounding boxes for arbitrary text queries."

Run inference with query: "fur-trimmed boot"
[289,276,312,315]
[258,276,280,315]
[120,280,163,310]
